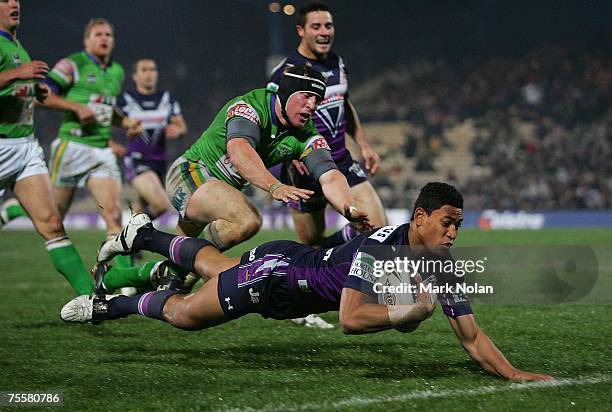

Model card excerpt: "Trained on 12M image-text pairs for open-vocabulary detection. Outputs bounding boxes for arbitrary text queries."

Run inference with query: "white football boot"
[60,295,117,324]
[97,213,152,262]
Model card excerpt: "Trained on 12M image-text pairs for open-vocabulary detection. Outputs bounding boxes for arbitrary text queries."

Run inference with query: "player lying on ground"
[61,182,552,381]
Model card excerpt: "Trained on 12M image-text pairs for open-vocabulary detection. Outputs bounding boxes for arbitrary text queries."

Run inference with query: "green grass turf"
[0,229,611,411]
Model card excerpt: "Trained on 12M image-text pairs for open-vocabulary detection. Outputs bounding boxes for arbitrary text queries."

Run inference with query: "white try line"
[221,375,611,412]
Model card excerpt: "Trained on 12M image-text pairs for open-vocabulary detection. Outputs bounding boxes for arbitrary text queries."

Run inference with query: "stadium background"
[6,0,610,229]
[1,1,611,410]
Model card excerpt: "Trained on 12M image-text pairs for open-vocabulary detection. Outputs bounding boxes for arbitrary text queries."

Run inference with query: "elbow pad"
[303,148,337,181]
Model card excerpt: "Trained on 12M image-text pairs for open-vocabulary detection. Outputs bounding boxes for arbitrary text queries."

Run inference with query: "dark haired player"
[268,1,386,247]
[268,1,387,328]
[63,182,552,382]
[117,58,186,219]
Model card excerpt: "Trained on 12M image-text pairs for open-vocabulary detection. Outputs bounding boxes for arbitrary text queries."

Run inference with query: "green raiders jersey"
[184,88,327,190]
[0,33,35,138]
[48,51,124,148]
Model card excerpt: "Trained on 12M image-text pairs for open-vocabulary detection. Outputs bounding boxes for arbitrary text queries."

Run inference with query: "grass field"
[1,228,611,411]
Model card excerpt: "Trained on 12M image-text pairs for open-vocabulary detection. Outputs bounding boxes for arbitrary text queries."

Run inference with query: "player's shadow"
[99,341,465,380]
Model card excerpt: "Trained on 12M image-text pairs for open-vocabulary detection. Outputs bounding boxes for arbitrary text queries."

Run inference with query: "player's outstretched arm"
[227,138,313,201]
[447,314,553,381]
[318,169,372,231]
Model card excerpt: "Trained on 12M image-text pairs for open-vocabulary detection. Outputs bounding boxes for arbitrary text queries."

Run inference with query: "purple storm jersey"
[219,224,472,320]
[268,50,348,161]
[117,90,181,161]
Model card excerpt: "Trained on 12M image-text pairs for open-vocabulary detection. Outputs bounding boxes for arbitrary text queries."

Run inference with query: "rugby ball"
[376,269,422,333]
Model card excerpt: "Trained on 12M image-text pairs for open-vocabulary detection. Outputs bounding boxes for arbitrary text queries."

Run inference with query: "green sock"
[103,261,160,291]
[6,202,27,220]
[46,237,94,295]
[1,199,28,225]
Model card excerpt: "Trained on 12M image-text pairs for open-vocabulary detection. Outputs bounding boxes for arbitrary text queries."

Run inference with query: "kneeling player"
[61,182,552,381]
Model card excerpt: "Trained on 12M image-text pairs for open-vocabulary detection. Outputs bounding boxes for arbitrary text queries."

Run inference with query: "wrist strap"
[269,182,283,195]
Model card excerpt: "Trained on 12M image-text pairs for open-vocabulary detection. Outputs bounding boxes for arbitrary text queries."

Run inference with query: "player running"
[62,182,552,382]
[0,0,93,295]
[38,18,141,269]
[117,58,186,219]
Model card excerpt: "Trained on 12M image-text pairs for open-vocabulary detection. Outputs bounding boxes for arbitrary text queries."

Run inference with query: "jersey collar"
[270,94,284,129]
[85,51,113,68]
[0,30,15,42]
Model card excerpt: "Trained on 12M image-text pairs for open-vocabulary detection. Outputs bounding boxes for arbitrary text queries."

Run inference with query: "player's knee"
[234,213,262,241]
[163,299,204,331]
[35,210,66,239]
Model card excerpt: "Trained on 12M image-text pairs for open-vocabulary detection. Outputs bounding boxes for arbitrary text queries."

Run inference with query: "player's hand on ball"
[270,183,313,202]
[413,273,434,317]
[344,206,372,231]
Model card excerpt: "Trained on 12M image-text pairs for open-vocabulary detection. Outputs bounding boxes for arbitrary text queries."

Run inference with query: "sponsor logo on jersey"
[320,70,334,78]
[302,136,331,158]
[348,252,377,283]
[226,101,260,125]
[89,94,116,106]
[53,59,76,84]
[87,73,96,84]
[275,144,292,159]
[382,278,396,305]
[13,83,33,97]
[11,52,20,66]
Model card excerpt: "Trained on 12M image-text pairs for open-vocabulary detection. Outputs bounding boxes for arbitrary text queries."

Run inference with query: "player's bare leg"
[185,180,262,251]
[192,246,239,281]
[290,208,326,247]
[131,170,170,217]
[14,174,65,240]
[53,186,76,220]
[162,276,229,330]
[14,174,93,295]
[87,177,123,234]
[350,180,386,228]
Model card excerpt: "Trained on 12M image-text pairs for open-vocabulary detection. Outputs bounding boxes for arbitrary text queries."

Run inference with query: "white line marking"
[221,375,611,412]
